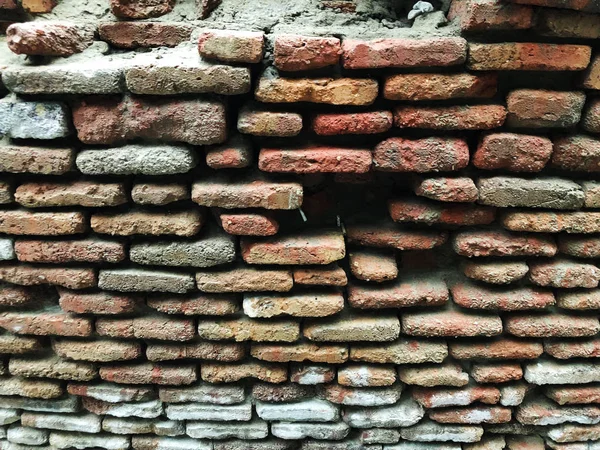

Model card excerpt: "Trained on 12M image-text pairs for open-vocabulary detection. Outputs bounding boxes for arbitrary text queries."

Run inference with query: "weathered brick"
[259,146,372,173]
[198,29,264,64]
[0,333,42,354]
[0,309,91,337]
[547,423,600,444]
[451,283,554,310]
[201,362,287,383]
[462,261,529,285]
[546,385,600,405]
[0,237,14,261]
[582,181,600,208]
[290,364,335,385]
[506,90,585,128]
[583,98,600,134]
[256,399,339,422]
[274,35,341,71]
[399,420,484,443]
[0,265,95,289]
[559,235,600,259]
[238,108,302,137]
[7,22,93,56]
[414,177,478,203]
[99,269,195,294]
[312,111,392,135]
[206,137,253,170]
[252,382,313,403]
[545,338,600,359]
[59,290,140,315]
[403,307,502,337]
[341,37,467,69]
[99,22,192,48]
[51,432,130,450]
[338,365,396,387]
[187,420,269,440]
[147,293,239,316]
[583,55,600,90]
[349,250,397,283]
[10,354,97,381]
[389,198,496,226]
[0,377,62,399]
[506,312,600,337]
[68,383,154,403]
[471,363,523,383]
[146,341,245,362]
[557,290,600,310]
[15,239,125,264]
[506,0,600,13]
[525,359,600,385]
[468,43,591,70]
[15,181,126,208]
[430,405,512,424]
[413,385,500,408]
[198,316,299,342]
[131,436,210,450]
[348,276,447,308]
[0,181,12,205]
[110,0,174,18]
[97,317,196,341]
[0,396,79,412]
[73,95,226,146]
[351,338,448,364]
[0,210,85,236]
[292,265,348,286]
[373,137,469,172]
[100,363,196,385]
[0,284,36,307]
[473,133,553,172]
[502,211,600,233]
[0,145,73,175]
[448,0,533,31]
[255,71,378,106]
[518,397,600,426]
[21,412,101,432]
[400,363,469,387]
[192,178,303,210]
[102,416,184,436]
[83,397,163,419]
[536,9,600,39]
[251,343,348,363]
[0,97,70,140]
[304,314,400,342]
[529,259,600,288]
[272,422,348,441]
[243,292,343,318]
[196,266,293,292]
[384,73,496,101]
[53,339,142,362]
[394,105,506,130]
[347,224,447,250]
[219,213,279,236]
[159,383,244,404]
[324,384,402,407]
[553,135,600,172]
[92,210,201,237]
[343,397,424,428]
[131,183,188,206]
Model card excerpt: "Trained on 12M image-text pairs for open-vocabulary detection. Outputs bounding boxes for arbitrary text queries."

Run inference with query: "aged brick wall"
[0,0,599,449]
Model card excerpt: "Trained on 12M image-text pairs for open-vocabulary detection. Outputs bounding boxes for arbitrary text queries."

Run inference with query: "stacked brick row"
[0,0,599,449]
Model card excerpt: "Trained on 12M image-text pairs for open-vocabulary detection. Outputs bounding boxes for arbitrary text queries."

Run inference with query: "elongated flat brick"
[0,310,92,337]
[243,292,344,318]
[198,29,264,64]
[473,133,553,172]
[259,147,372,173]
[451,283,555,310]
[389,198,496,226]
[448,0,534,31]
[110,0,174,18]
[15,239,125,264]
[68,383,154,403]
[274,35,341,71]
[557,290,600,310]
[347,224,447,250]
[506,312,600,337]
[100,363,196,386]
[312,111,392,135]
[553,135,600,172]
[351,339,448,364]
[7,22,93,56]
[430,406,511,424]
[559,236,600,258]
[97,317,195,342]
[99,269,195,294]
[15,181,126,208]
[394,105,506,130]
[196,267,293,292]
[304,314,400,342]
[0,265,95,289]
[147,293,239,316]
[349,276,448,308]
[53,339,142,362]
[529,259,600,288]
[59,290,140,315]
[10,354,97,381]
[415,177,478,203]
[238,108,302,137]
[384,73,497,101]
[0,333,43,354]
[507,90,585,128]
[453,229,557,257]
[349,250,397,283]
[198,317,299,342]
[293,265,348,286]
[219,213,279,236]
[545,338,600,359]
[403,307,502,337]
[0,210,86,235]
[131,183,188,206]
[0,145,74,175]
[206,137,253,170]
[0,376,62,399]
[464,260,529,285]
[99,22,193,48]
[546,385,600,405]
[251,343,348,364]
[92,210,202,237]
[201,362,287,384]
[146,341,245,362]
[502,211,600,233]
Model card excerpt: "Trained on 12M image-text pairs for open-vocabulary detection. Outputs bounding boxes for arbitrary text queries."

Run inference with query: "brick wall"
[0,0,599,449]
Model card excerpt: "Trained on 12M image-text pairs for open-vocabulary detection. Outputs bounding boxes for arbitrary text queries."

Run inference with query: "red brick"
[0,310,92,337]
[389,198,496,226]
[146,341,245,362]
[584,98,600,133]
[582,55,600,90]
[73,95,226,146]
[429,405,512,424]
[238,108,302,137]
[448,0,533,31]
[402,307,503,337]
[413,385,500,408]
[110,0,174,19]
[219,213,279,236]
[100,363,196,385]
[545,338,600,359]
[198,29,264,64]
[91,210,202,237]
[131,183,188,206]
[0,210,86,235]
[468,43,592,70]
[341,37,467,69]
[463,260,529,285]
[206,137,252,170]
[292,265,348,286]
[241,231,345,265]
[528,259,600,288]
[451,283,555,310]
[349,250,398,283]
[53,339,142,362]
[552,135,600,172]
[201,362,287,383]
[0,145,74,175]
[505,0,600,13]
[0,284,39,307]
[453,229,557,257]
[473,133,553,172]
[0,265,96,289]
[6,22,93,56]
[251,343,348,364]
[192,179,303,210]
[96,317,196,341]
[196,267,293,293]
[557,290,600,310]
[505,312,600,337]
[506,89,585,128]
[450,338,543,360]
[15,181,126,208]
[259,147,372,174]
[502,210,600,233]
[471,363,523,383]
[394,105,507,130]
[536,9,600,38]
[546,385,600,405]
[15,239,125,264]
[349,277,448,309]
[312,111,392,135]
[384,73,497,101]
[373,137,469,172]
[559,235,600,258]
[399,362,469,387]
[147,294,239,316]
[346,224,447,250]
[98,22,192,48]
[274,35,341,71]
[59,290,140,315]
[415,177,478,203]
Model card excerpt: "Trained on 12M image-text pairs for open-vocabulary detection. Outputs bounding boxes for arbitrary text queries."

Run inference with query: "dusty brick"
[53,339,142,362]
[255,71,378,106]
[468,43,591,70]
[99,22,192,48]
[0,334,43,354]
[403,307,502,337]
[59,290,140,315]
[349,276,447,308]
[583,55,600,90]
[7,22,93,56]
[547,423,600,444]
[251,343,348,364]
[347,224,447,250]
[546,385,600,405]
[0,377,63,399]
[131,183,188,206]
[159,383,244,404]
[147,293,239,316]
[241,231,345,265]
[92,210,201,237]
[384,73,496,101]
[389,198,496,226]
[341,37,467,69]
[338,365,396,387]
[400,363,469,387]
[559,235,600,259]
[83,397,163,418]
[147,341,245,362]
[219,213,279,236]
[453,230,558,258]
[557,290,600,310]
[583,98,600,133]
[192,179,303,210]
[293,265,348,286]
[0,145,73,175]
[312,111,392,135]
[97,317,196,341]
[582,181,600,208]
[545,338,600,359]
[15,239,125,264]
[290,364,335,385]
[198,316,299,342]
[99,269,195,294]
[252,382,313,402]
[503,211,600,233]
[0,210,85,236]
[351,339,448,364]
[0,310,92,337]
[110,0,174,18]
[415,177,478,203]
[274,35,341,71]
[528,259,600,288]
[349,250,398,283]
[0,97,70,140]
[553,135,600,172]
[68,383,154,403]
[0,265,96,289]
[518,397,600,426]
[198,29,264,64]
[206,137,253,170]
[448,0,533,31]
[100,363,196,385]
[304,314,400,342]
[243,292,343,318]
[471,363,523,383]
[506,312,600,337]
[506,90,585,128]
[451,283,554,310]
[0,284,38,307]
[394,105,506,130]
[21,412,101,433]
[259,146,372,173]
[196,267,293,292]
[473,133,553,172]
[73,95,226,146]
[373,137,469,172]
[462,260,529,285]
[430,406,512,424]
[201,362,287,383]
[131,436,210,450]
[10,354,97,381]
[413,385,501,408]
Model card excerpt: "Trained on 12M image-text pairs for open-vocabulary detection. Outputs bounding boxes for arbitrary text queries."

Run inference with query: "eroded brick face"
[0,1,598,448]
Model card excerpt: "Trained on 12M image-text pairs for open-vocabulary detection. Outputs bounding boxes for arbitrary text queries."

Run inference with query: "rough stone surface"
[0,97,70,140]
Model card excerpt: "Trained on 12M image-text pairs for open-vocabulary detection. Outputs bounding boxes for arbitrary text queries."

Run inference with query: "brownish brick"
[147,294,239,316]
[274,35,341,71]
[0,284,39,307]
[15,239,125,264]
[429,405,512,424]
[146,341,245,362]
[536,9,600,38]
[0,310,92,336]
[197,317,299,342]
[206,137,253,170]
[9,354,97,381]
[471,363,523,383]
[110,0,175,19]
[394,105,506,130]
[96,317,196,342]
[59,289,140,315]
[349,277,448,309]
[196,267,293,293]
[389,198,496,226]
[346,224,447,250]
[0,334,43,354]
[100,363,197,385]
[450,338,543,360]
[219,213,279,236]
[448,0,533,31]
[15,182,126,208]
[251,343,348,364]
[292,265,348,286]
[259,146,372,174]
[384,73,497,101]
[402,307,502,337]
[0,145,74,175]
[545,338,600,359]
[506,89,585,128]
[473,133,553,172]
[312,111,392,135]
[7,22,93,56]
[506,312,600,337]
[53,339,142,362]
[131,183,188,206]
[451,283,555,310]
[201,362,287,383]
[0,210,86,235]
[198,29,264,64]
[99,22,193,49]
[0,376,63,399]
[582,55,600,90]
[91,210,202,237]
[0,264,96,289]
